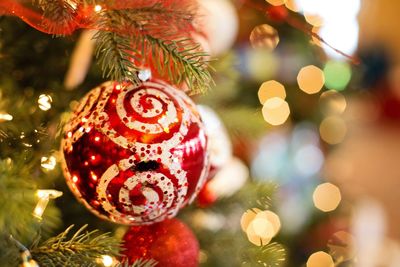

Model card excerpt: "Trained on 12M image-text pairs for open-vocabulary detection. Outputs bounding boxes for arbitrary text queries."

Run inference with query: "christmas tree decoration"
[197,157,248,207]
[61,80,210,225]
[123,218,199,267]
[197,0,239,56]
[197,105,232,177]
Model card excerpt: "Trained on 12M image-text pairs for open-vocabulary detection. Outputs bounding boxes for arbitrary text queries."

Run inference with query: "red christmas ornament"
[196,182,217,208]
[122,218,199,267]
[61,80,210,225]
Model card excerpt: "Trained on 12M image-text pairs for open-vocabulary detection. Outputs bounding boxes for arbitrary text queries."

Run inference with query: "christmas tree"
[1,0,391,266]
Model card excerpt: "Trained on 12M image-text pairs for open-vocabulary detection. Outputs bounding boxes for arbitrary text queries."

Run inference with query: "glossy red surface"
[61,80,209,225]
[123,218,199,267]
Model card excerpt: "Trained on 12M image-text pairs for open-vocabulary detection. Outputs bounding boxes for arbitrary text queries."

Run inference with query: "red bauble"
[196,182,217,208]
[122,218,199,267]
[61,80,210,225]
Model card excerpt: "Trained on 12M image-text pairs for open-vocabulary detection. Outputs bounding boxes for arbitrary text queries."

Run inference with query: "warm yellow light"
[307,251,334,267]
[258,80,286,104]
[319,116,347,144]
[250,24,279,51]
[297,65,325,94]
[251,218,275,239]
[313,183,341,212]
[41,156,56,170]
[101,255,114,267]
[94,5,102,12]
[34,190,63,220]
[319,90,347,115]
[255,210,281,237]
[36,189,63,199]
[304,13,324,27]
[38,94,52,111]
[246,220,272,246]
[284,0,299,12]
[0,112,13,122]
[266,0,286,6]
[240,209,260,232]
[262,97,290,126]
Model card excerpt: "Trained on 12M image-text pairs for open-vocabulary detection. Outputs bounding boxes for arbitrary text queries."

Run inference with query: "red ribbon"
[0,0,197,36]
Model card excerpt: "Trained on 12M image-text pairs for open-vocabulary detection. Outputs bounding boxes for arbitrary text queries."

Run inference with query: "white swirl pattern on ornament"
[62,80,209,225]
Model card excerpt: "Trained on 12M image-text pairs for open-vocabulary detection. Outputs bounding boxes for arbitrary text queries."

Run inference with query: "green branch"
[31,225,120,267]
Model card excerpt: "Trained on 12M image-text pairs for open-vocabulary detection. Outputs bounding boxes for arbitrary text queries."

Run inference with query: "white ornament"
[197,0,239,56]
[197,105,232,170]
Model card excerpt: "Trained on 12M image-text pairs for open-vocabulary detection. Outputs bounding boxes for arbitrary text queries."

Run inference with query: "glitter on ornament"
[123,218,199,267]
[61,80,210,225]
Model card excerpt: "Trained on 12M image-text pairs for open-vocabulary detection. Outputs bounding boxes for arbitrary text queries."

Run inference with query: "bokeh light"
[38,94,52,111]
[306,251,334,267]
[241,209,281,246]
[262,97,290,126]
[266,0,286,6]
[245,49,279,81]
[255,210,281,236]
[304,13,324,27]
[285,0,299,12]
[319,90,347,115]
[241,209,260,232]
[250,24,279,51]
[258,80,286,104]
[297,65,325,94]
[319,19,359,60]
[251,217,275,238]
[319,116,347,144]
[313,183,341,212]
[296,0,361,59]
[324,60,352,91]
[294,144,324,176]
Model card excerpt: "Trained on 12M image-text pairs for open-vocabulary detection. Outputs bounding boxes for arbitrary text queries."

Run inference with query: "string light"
[297,65,325,94]
[262,97,290,126]
[94,5,102,12]
[313,183,341,212]
[101,255,115,267]
[306,251,334,267]
[258,80,286,104]
[38,94,52,111]
[0,112,13,122]
[33,190,63,220]
[319,90,347,115]
[41,156,56,171]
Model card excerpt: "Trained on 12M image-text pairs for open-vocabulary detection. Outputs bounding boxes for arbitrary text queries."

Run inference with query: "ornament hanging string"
[0,0,197,36]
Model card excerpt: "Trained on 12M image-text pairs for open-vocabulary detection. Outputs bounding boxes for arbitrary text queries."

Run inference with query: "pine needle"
[31,225,120,267]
